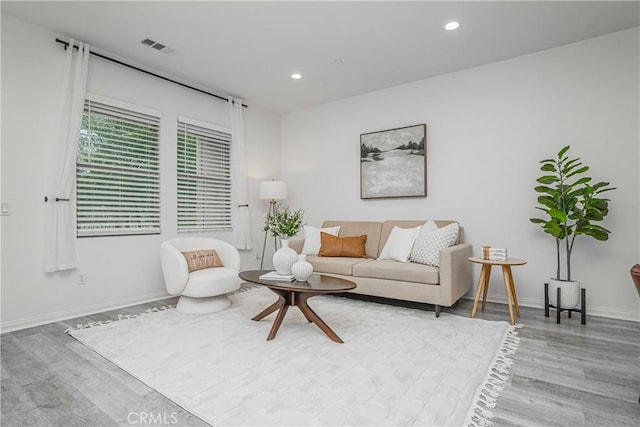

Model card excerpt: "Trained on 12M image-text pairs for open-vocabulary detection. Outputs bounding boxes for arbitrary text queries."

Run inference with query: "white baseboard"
[3,289,637,333]
[463,293,640,322]
[1,291,173,334]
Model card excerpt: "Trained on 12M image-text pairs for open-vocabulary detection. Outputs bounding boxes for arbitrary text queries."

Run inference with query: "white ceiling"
[3,1,639,113]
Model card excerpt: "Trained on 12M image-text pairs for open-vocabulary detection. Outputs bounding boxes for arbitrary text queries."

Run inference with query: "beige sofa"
[290,220,473,317]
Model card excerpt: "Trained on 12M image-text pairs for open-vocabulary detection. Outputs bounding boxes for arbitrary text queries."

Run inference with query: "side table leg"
[471,265,490,318]
[481,267,492,312]
[501,266,516,325]
[505,267,520,317]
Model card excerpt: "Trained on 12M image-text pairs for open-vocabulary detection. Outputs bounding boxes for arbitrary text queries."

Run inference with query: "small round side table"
[468,257,527,325]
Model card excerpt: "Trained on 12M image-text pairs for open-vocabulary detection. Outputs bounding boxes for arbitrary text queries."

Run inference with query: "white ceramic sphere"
[291,255,313,282]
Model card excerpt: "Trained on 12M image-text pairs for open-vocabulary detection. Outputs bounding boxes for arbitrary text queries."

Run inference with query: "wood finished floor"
[1,289,639,427]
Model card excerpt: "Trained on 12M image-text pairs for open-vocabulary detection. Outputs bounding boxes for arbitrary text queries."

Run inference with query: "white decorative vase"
[549,278,580,309]
[291,254,313,282]
[272,239,298,275]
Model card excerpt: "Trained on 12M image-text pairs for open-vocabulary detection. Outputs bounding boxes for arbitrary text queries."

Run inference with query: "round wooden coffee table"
[239,270,356,343]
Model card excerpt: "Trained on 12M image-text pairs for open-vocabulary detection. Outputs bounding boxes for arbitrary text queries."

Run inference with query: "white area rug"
[68,287,519,427]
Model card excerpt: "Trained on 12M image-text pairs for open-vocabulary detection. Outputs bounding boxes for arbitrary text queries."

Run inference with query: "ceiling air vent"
[140,38,175,54]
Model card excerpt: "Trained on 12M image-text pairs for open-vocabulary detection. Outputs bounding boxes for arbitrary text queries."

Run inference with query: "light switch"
[1,202,10,216]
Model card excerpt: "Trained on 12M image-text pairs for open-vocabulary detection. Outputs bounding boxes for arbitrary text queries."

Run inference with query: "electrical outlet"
[78,274,87,285]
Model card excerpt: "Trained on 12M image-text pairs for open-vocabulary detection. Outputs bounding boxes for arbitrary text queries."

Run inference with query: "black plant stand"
[544,282,586,324]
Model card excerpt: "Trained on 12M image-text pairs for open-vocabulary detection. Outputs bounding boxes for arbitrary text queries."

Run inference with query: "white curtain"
[44,40,90,272]
[228,97,253,250]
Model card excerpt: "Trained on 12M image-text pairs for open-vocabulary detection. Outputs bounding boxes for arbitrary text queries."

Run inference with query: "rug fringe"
[464,324,521,427]
[65,286,260,333]
[64,305,175,333]
[230,284,261,295]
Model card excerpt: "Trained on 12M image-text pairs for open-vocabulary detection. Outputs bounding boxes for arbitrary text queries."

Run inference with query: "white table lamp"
[259,180,288,202]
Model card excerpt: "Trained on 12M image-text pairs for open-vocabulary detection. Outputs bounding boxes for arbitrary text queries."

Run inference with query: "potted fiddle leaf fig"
[530,145,615,308]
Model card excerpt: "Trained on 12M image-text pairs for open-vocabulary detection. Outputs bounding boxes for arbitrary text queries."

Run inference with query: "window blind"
[76,98,161,237]
[177,119,232,232]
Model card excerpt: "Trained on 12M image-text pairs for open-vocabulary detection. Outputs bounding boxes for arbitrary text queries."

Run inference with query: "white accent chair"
[160,237,241,314]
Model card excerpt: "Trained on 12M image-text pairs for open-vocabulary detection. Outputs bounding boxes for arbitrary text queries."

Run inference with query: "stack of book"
[488,247,508,261]
[259,271,295,281]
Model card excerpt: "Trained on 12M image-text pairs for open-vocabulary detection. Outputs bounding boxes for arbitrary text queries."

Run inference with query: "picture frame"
[360,124,427,199]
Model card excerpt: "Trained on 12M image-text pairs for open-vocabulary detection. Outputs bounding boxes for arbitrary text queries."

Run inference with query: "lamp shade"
[259,180,287,201]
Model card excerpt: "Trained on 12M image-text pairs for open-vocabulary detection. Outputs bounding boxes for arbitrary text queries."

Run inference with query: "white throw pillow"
[301,225,341,255]
[410,222,460,267]
[377,225,422,262]
[419,220,439,234]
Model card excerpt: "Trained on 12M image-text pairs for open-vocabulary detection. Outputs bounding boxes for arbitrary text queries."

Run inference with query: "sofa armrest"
[289,239,304,254]
[438,243,473,306]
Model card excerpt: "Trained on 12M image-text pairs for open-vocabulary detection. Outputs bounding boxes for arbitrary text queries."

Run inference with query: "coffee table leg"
[267,304,289,341]
[297,293,344,343]
[298,306,314,323]
[252,297,284,321]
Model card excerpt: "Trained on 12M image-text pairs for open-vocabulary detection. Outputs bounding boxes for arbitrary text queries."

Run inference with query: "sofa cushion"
[182,267,240,297]
[353,259,439,285]
[410,222,460,267]
[306,255,366,276]
[318,233,368,258]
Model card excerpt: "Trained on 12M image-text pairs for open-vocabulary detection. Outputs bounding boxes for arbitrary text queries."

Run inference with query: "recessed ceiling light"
[291,73,302,80]
[334,58,344,65]
[444,21,460,31]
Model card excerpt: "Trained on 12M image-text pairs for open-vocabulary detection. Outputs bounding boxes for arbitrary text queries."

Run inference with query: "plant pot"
[291,254,313,282]
[548,278,580,309]
[272,239,298,275]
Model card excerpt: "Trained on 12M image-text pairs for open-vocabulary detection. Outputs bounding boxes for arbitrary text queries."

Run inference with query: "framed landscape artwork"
[360,124,427,199]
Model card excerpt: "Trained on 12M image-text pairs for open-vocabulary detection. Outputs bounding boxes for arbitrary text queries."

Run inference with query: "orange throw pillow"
[318,232,368,258]
[182,249,224,272]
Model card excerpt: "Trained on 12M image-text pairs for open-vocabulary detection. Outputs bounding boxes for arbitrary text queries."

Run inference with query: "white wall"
[0,14,281,331]
[2,14,638,330]
[281,28,640,321]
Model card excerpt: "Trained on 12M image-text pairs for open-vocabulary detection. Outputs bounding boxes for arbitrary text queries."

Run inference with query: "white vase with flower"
[265,204,304,275]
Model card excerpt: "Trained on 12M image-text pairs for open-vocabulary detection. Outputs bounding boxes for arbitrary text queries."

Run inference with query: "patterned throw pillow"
[410,222,459,267]
[182,249,224,272]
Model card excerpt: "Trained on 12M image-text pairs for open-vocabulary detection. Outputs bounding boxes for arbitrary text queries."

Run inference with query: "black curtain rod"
[55,38,247,108]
